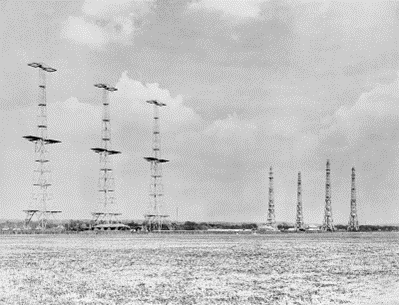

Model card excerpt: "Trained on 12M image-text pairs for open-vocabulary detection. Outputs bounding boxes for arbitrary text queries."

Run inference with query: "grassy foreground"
[0,233,398,304]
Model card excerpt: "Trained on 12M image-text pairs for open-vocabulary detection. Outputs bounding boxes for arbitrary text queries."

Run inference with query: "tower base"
[321,225,335,232]
[23,209,61,230]
[143,214,171,231]
[91,212,131,230]
[265,222,277,230]
[347,222,359,231]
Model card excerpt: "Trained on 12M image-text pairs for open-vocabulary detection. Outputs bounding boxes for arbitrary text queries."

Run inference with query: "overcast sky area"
[1,0,399,224]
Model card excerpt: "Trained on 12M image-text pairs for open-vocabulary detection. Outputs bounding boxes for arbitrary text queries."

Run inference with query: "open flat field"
[0,233,398,305]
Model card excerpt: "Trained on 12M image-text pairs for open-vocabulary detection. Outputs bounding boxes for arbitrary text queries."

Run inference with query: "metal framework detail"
[266,166,276,228]
[295,172,305,231]
[23,62,61,230]
[91,83,121,225]
[347,167,359,231]
[322,159,335,232]
[143,100,169,231]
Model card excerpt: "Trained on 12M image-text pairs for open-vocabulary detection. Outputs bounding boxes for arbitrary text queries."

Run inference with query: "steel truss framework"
[91,83,121,226]
[347,167,359,231]
[23,62,61,230]
[322,159,335,232]
[295,172,305,231]
[143,100,170,231]
[266,166,276,228]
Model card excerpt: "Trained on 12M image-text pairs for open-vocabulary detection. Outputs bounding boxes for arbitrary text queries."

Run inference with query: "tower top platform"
[146,100,166,107]
[28,62,56,72]
[144,157,169,163]
[23,135,61,144]
[94,83,117,91]
[91,147,121,155]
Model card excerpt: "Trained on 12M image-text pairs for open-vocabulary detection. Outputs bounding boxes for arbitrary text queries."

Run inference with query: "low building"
[94,223,130,231]
[307,224,320,232]
[257,225,280,233]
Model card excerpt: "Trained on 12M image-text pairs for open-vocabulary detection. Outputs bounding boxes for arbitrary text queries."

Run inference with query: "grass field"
[0,232,398,304]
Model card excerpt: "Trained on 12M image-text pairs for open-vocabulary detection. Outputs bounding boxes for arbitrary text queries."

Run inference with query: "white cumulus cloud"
[112,71,199,130]
[62,0,145,48]
[190,0,263,18]
[82,0,150,18]
[203,113,257,138]
[331,74,399,143]
[61,16,107,48]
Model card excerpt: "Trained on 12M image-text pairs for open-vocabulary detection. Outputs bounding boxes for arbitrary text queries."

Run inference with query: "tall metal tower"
[143,100,169,231]
[347,167,359,231]
[295,171,305,231]
[322,159,335,232]
[91,83,121,225]
[266,166,276,228]
[23,62,61,230]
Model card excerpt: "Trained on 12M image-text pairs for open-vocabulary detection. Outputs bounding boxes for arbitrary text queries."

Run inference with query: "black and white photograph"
[0,0,399,304]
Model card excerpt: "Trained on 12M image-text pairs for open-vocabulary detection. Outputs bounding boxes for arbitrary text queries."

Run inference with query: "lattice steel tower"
[91,84,121,225]
[347,167,359,231]
[23,62,61,230]
[144,100,169,231]
[295,172,305,231]
[266,166,276,228]
[322,159,335,232]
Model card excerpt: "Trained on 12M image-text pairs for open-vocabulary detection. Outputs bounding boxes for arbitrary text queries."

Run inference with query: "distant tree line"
[358,225,398,232]
[332,224,399,232]
[0,220,398,232]
[66,220,90,231]
[277,223,399,232]
[61,220,260,231]
[0,220,258,231]
[171,221,258,231]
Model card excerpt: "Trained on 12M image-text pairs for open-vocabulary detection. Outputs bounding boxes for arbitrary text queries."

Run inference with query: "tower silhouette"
[266,166,276,228]
[143,100,169,231]
[90,83,121,225]
[347,167,359,231]
[295,172,305,231]
[321,159,335,232]
[23,62,61,230]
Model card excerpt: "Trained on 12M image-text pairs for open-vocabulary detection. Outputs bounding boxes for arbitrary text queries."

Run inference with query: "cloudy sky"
[1,0,399,224]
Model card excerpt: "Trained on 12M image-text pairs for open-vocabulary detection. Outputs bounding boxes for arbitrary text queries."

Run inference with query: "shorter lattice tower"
[295,172,305,231]
[91,83,121,225]
[347,167,359,231]
[322,159,335,232]
[144,100,169,231]
[266,166,276,228]
[23,62,61,230]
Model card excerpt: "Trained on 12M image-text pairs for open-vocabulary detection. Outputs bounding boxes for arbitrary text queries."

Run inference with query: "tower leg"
[23,210,38,229]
